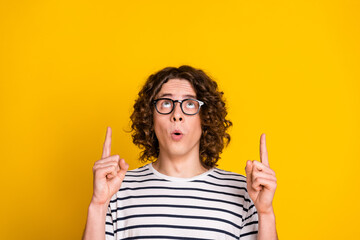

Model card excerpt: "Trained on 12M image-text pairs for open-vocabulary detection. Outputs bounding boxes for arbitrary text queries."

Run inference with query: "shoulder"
[210,167,247,183]
[204,167,249,194]
[109,163,155,202]
[210,168,255,209]
[208,167,250,198]
[125,163,152,176]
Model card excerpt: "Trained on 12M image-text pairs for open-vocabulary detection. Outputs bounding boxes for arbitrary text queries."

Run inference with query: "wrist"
[257,206,275,216]
[258,207,276,226]
[90,195,111,207]
[89,199,109,213]
[257,208,278,240]
[83,200,108,240]
[258,210,275,221]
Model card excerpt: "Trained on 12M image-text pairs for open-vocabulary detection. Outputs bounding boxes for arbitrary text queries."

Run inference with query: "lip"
[171,130,183,141]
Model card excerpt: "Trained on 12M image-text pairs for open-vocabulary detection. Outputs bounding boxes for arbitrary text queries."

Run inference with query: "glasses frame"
[153,98,204,116]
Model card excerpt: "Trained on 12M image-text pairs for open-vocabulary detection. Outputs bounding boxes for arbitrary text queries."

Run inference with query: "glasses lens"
[182,99,199,115]
[156,99,173,114]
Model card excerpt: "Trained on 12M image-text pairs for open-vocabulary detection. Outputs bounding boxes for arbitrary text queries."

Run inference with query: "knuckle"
[251,174,259,182]
[253,161,263,170]
[252,182,259,190]
[251,175,256,183]
[118,172,125,179]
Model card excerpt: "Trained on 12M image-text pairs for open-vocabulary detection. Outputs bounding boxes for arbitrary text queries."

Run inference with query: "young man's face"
[153,78,202,159]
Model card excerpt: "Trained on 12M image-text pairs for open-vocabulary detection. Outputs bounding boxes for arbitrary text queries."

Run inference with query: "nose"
[171,102,183,122]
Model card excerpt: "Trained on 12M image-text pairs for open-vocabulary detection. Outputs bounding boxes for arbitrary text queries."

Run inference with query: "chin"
[169,143,199,157]
[168,148,188,157]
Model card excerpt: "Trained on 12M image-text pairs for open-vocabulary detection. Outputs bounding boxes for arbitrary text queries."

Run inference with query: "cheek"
[153,114,166,138]
[153,116,160,136]
[192,117,202,138]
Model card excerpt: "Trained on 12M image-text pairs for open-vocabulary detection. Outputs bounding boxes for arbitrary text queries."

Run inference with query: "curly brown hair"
[130,65,232,169]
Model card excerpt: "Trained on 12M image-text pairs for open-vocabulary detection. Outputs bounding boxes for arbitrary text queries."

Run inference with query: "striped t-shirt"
[105,163,258,240]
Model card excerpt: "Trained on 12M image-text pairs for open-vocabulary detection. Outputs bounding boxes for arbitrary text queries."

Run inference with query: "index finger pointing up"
[102,126,112,159]
[260,133,269,167]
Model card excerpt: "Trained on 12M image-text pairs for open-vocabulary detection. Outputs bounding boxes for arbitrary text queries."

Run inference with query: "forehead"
[157,78,196,97]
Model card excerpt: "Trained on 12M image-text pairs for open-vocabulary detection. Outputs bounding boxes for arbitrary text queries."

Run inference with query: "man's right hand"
[91,126,129,206]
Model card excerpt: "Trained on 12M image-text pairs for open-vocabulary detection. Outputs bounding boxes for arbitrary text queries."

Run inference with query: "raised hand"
[245,133,277,215]
[91,127,129,206]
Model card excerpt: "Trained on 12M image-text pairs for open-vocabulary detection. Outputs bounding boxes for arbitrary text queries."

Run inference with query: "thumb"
[117,158,129,181]
[245,160,253,183]
[107,159,129,198]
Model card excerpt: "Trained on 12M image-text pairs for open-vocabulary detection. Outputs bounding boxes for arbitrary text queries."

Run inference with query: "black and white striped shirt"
[105,163,258,240]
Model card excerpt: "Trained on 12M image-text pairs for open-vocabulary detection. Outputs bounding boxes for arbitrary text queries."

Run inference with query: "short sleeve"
[105,204,115,240]
[239,193,258,239]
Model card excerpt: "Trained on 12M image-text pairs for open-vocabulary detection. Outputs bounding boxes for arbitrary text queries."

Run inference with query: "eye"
[185,101,196,109]
[162,100,172,108]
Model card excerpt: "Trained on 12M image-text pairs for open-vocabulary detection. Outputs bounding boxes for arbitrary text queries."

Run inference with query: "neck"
[152,152,209,178]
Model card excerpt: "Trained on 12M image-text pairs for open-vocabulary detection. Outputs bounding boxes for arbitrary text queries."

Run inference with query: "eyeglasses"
[153,98,204,115]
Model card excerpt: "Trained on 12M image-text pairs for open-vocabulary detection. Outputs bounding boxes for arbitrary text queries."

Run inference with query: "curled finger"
[251,170,277,184]
[94,155,120,166]
[252,160,275,176]
[252,177,277,192]
[95,165,118,179]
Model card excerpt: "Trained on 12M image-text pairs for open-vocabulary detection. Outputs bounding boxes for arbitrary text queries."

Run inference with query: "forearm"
[82,201,109,240]
[257,209,278,240]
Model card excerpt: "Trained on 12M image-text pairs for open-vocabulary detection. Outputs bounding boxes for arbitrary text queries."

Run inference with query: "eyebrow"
[158,93,197,99]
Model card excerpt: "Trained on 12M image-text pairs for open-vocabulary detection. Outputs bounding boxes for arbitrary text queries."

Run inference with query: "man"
[82,65,278,240]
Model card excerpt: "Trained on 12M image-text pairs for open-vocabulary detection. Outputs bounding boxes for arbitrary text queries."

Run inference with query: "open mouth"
[172,130,183,135]
[171,130,183,141]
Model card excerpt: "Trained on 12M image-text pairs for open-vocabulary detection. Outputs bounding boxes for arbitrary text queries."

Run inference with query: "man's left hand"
[245,133,277,215]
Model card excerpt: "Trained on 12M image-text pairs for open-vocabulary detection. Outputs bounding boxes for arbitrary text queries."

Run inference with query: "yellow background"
[1,0,359,239]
